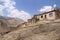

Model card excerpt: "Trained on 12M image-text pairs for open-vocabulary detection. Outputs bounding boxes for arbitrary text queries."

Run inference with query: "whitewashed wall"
[36,11,56,21]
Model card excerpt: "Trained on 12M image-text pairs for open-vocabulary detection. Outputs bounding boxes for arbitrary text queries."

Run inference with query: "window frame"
[49,13,53,17]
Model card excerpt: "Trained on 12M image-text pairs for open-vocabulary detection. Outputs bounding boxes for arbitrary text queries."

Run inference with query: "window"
[45,15,46,18]
[49,13,53,17]
[41,15,43,18]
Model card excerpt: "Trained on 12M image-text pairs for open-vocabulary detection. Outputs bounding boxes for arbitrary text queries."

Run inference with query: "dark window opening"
[45,15,46,18]
[36,18,39,21]
[41,15,43,18]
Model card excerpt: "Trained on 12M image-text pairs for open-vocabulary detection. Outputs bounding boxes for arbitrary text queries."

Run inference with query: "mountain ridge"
[0,16,24,34]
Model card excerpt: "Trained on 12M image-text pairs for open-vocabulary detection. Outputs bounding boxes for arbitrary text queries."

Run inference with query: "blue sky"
[15,0,60,15]
[0,0,60,21]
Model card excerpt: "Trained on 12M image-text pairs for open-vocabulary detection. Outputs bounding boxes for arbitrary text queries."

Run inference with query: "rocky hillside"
[1,20,60,40]
[0,16,24,34]
[6,17,24,27]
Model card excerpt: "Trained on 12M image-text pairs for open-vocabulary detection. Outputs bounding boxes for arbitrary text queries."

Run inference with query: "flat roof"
[34,9,60,16]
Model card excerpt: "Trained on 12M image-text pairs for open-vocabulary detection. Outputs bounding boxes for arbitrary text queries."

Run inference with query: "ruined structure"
[20,8,60,27]
[27,17,38,24]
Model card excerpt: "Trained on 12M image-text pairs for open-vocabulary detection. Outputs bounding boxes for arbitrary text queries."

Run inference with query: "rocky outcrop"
[2,21,60,40]
[0,19,10,34]
[7,18,24,27]
[0,16,24,28]
[0,16,24,35]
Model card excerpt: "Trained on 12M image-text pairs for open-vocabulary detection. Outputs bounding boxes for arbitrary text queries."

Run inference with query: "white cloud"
[0,5,5,16]
[7,9,31,21]
[39,6,53,12]
[0,0,31,21]
[53,4,56,8]
[38,4,57,13]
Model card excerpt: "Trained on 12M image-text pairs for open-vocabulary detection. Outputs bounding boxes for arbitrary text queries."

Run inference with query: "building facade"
[34,8,60,21]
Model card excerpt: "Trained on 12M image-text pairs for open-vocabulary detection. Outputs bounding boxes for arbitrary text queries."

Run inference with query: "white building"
[34,8,60,21]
